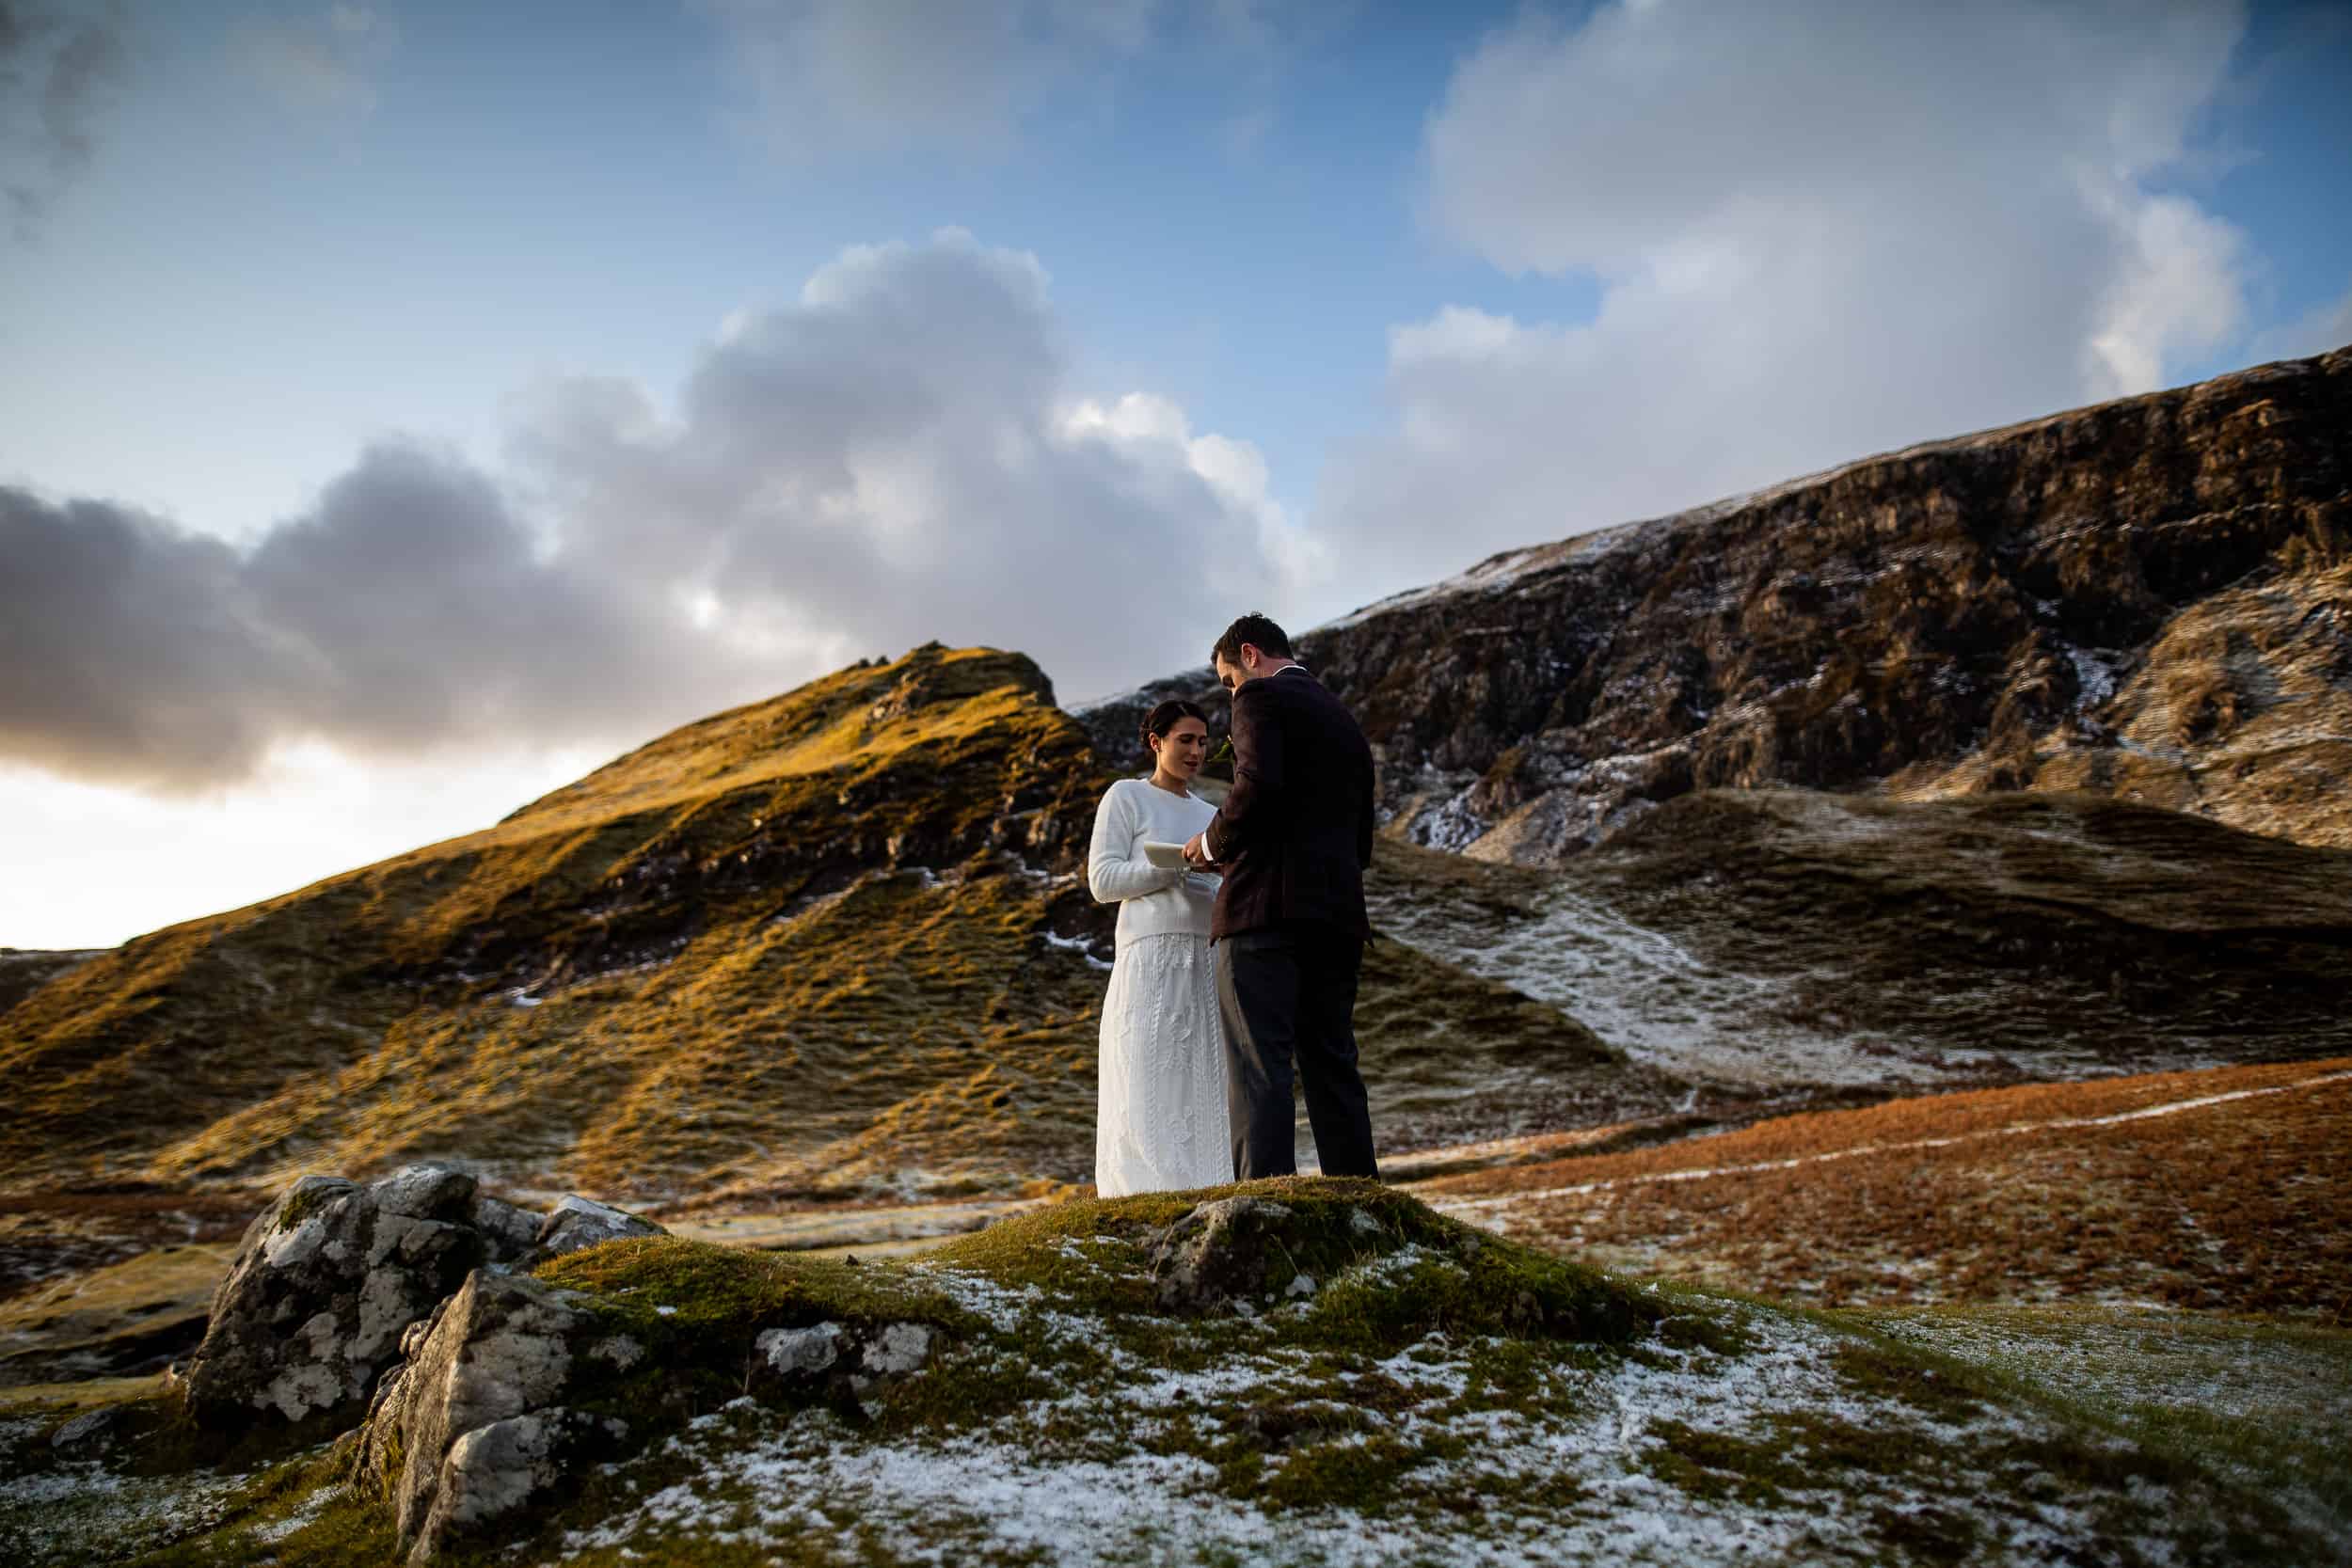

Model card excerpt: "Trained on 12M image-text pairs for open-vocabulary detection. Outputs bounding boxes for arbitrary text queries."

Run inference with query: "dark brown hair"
[1140,699,1210,752]
[1211,612,1292,668]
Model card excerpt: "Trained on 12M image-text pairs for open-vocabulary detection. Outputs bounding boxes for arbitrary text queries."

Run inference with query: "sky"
[3,0,2349,949]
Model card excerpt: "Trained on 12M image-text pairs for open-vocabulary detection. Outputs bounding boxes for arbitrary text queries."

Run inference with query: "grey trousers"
[1215,925,1379,1181]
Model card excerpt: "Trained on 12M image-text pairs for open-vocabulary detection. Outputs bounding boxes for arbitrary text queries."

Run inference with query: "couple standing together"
[1086,613,1382,1197]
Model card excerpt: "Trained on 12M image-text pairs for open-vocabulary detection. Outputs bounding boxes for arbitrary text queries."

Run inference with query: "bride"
[1087,699,1229,1196]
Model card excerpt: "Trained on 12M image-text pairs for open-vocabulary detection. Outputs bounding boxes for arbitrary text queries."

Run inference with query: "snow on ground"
[1366,878,2002,1091]
[1869,1305,2352,1545]
[553,1257,2194,1568]
[0,1417,247,1566]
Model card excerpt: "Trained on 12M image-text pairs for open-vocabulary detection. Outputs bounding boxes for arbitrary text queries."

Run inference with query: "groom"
[1183,613,1381,1181]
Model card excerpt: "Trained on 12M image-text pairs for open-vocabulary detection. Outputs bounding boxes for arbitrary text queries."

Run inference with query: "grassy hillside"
[0,644,1642,1231]
[0,645,1110,1202]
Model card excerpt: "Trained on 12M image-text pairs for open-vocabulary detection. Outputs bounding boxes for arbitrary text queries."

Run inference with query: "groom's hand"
[1181,832,1214,867]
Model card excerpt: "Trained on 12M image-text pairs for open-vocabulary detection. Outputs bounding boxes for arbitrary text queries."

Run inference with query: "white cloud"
[514,230,1318,704]
[1323,0,2258,594]
[2251,277,2352,363]
[231,3,396,114]
[699,0,1160,160]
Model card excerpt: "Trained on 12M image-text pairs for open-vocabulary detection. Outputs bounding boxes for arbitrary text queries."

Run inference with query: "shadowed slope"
[1369,789,2352,1099]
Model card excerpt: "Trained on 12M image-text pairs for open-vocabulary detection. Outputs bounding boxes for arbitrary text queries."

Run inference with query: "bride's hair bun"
[1141,698,1209,751]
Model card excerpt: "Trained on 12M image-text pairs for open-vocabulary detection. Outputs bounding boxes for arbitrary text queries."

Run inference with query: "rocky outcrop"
[1087,348,2352,861]
[531,1196,662,1260]
[1152,1197,1318,1313]
[352,1270,635,1562]
[350,1264,948,1560]
[178,1165,659,1445]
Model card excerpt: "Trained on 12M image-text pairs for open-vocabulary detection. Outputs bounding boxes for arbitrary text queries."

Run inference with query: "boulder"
[178,1165,658,1444]
[350,1269,639,1562]
[353,1272,947,1560]
[529,1195,662,1262]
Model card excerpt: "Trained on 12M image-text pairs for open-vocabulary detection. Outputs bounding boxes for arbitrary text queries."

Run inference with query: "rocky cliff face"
[1084,347,2352,863]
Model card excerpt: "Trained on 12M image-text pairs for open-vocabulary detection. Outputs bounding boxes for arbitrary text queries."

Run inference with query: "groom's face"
[1213,650,1248,691]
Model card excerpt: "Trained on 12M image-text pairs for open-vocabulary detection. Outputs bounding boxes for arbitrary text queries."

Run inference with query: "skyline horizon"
[6,0,2348,948]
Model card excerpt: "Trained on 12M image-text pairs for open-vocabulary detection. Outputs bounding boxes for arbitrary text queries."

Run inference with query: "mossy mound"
[928,1176,1660,1351]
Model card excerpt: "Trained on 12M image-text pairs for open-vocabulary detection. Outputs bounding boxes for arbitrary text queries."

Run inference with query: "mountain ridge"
[1083,344,2352,862]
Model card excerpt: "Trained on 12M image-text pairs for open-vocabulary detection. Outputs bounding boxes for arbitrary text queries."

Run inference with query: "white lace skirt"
[1095,931,1232,1197]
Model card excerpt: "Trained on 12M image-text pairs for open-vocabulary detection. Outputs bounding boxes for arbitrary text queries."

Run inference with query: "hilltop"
[0,642,1643,1248]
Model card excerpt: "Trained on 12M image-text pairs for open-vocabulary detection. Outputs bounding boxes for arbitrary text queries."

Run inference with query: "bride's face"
[1152,717,1210,780]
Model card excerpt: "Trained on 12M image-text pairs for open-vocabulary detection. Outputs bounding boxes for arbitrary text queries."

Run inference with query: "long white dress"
[1087,777,1229,1196]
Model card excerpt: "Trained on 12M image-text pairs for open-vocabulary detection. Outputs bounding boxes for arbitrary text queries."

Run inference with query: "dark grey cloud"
[2,233,1313,790]
[0,0,127,243]
[0,448,731,791]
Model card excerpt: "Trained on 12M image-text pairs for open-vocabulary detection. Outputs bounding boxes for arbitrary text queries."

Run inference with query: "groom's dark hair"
[1212,613,1292,668]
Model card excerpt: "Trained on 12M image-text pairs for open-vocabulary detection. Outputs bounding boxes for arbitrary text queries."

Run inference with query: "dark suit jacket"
[1202,666,1376,942]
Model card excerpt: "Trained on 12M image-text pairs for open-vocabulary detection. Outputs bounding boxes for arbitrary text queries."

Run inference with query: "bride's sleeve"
[1088,784,1178,903]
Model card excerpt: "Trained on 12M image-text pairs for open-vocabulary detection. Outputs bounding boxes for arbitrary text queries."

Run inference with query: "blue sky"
[2,0,2348,947]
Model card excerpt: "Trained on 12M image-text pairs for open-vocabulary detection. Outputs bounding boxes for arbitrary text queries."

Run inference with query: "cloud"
[509,229,1315,702]
[0,0,128,243]
[1319,0,2256,594]
[2252,277,2352,363]
[0,448,715,791]
[231,3,394,114]
[0,232,1312,790]
[699,0,1160,160]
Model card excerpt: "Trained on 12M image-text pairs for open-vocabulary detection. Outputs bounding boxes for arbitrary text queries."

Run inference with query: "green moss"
[1863,1502,1983,1566]
[1829,1339,1987,1424]
[1290,1228,1657,1355]
[922,1190,1199,1309]
[117,1450,400,1568]
[535,1235,977,1335]
[1258,1431,1428,1513]
[867,1344,1057,1437]
[1643,1418,1809,1506]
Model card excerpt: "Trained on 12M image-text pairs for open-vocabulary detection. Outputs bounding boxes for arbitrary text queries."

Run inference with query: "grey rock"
[529,1196,662,1263]
[367,1269,621,1562]
[178,1165,594,1444]
[755,1322,842,1377]
[1150,1197,1296,1314]
[859,1322,938,1376]
[48,1406,123,1457]
[469,1195,543,1259]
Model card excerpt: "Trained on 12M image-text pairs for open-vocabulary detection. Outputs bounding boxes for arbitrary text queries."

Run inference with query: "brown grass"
[1421,1057,2352,1317]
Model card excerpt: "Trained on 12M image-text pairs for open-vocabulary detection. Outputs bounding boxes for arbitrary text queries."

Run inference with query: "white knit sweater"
[1086,778,1220,948]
